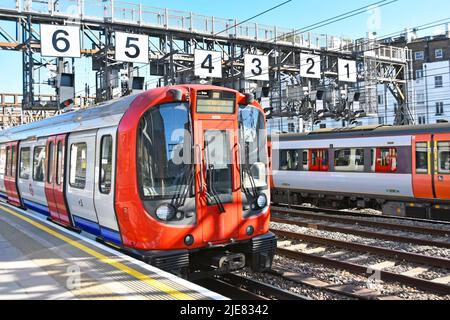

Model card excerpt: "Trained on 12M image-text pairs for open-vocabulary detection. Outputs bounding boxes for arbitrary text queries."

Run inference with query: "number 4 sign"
[338,59,357,83]
[115,32,149,64]
[40,25,81,58]
[194,49,222,79]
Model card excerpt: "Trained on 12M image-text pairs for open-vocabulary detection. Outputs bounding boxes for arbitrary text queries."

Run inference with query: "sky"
[1,0,450,94]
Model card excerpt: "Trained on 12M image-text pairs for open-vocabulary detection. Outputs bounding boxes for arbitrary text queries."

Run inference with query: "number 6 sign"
[41,25,81,58]
[115,32,149,64]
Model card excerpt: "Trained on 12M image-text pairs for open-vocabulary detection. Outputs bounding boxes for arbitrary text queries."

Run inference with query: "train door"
[412,135,434,199]
[4,141,21,206]
[196,120,240,243]
[433,133,450,200]
[93,128,121,238]
[66,131,100,230]
[45,135,71,226]
[0,144,7,199]
[309,149,329,171]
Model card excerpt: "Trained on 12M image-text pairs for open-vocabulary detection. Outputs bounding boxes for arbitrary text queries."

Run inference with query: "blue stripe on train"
[0,191,8,200]
[73,215,122,246]
[23,199,51,217]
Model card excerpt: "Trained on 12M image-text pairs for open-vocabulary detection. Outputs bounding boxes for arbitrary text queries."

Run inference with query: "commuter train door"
[433,133,450,200]
[309,149,329,172]
[4,141,21,206]
[195,119,240,243]
[45,134,71,226]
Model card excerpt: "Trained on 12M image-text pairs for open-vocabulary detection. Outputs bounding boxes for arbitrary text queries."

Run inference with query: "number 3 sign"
[41,25,81,58]
[244,54,269,81]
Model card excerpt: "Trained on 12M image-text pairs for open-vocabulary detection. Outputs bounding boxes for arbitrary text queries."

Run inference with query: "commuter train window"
[70,143,87,189]
[0,147,6,177]
[33,146,46,182]
[56,142,63,185]
[47,142,54,184]
[334,148,365,172]
[438,142,450,174]
[415,142,428,174]
[100,135,113,194]
[280,150,299,171]
[334,149,351,168]
[19,147,31,180]
[5,146,10,176]
[376,148,398,173]
[302,151,309,170]
[11,146,16,176]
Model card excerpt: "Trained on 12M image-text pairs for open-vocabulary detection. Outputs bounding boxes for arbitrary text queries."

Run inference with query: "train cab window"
[279,150,299,171]
[438,142,450,174]
[100,135,113,194]
[376,148,398,173]
[33,146,46,182]
[19,147,31,180]
[69,143,87,189]
[416,142,429,174]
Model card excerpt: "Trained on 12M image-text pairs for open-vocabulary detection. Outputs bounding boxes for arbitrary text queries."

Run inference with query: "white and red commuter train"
[271,124,450,220]
[0,85,277,277]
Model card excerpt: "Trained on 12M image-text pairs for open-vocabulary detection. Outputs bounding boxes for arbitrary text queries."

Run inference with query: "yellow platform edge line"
[0,205,194,301]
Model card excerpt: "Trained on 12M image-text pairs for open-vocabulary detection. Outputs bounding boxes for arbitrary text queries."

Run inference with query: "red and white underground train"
[272,124,450,220]
[0,85,276,277]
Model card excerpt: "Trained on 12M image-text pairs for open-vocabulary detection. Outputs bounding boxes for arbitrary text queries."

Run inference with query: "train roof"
[273,123,450,141]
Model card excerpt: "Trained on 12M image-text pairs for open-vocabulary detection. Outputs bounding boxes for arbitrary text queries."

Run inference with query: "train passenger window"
[47,142,54,184]
[334,149,351,168]
[11,146,16,176]
[279,150,299,171]
[56,141,62,185]
[19,148,31,180]
[33,146,46,182]
[376,148,398,173]
[302,151,309,170]
[100,135,113,194]
[355,149,365,168]
[0,148,5,177]
[438,142,450,174]
[5,147,10,176]
[69,143,87,189]
[416,142,428,174]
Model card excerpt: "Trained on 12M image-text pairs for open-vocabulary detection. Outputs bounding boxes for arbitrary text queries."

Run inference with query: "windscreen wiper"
[207,164,226,213]
[171,164,194,210]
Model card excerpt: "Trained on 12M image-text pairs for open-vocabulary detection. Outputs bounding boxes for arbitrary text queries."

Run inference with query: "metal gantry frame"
[0,0,413,129]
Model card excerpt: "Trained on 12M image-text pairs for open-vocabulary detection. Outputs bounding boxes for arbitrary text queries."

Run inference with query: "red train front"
[0,85,276,278]
[116,85,276,276]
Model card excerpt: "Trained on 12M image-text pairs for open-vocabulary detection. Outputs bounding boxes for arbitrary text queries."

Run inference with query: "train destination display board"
[197,91,235,114]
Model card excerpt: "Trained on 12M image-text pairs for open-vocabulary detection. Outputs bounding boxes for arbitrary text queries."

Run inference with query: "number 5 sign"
[194,49,222,79]
[300,54,321,79]
[41,25,81,58]
[115,32,149,64]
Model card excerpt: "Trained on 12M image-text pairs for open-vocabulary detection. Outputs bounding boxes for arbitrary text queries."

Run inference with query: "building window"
[19,147,31,180]
[378,95,384,105]
[70,143,87,190]
[436,102,444,115]
[288,123,295,133]
[379,117,385,125]
[435,49,444,59]
[435,76,443,88]
[33,146,45,182]
[418,115,426,125]
[416,69,424,79]
[415,51,424,61]
[416,92,425,105]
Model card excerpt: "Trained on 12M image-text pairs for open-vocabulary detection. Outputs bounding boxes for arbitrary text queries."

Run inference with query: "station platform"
[0,203,224,300]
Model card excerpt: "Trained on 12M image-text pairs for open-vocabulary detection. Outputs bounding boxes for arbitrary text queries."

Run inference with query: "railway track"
[195,273,309,300]
[271,207,450,249]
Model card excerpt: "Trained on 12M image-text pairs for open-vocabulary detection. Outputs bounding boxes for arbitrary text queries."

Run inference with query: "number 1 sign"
[40,25,81,58]
[338,59,357,83]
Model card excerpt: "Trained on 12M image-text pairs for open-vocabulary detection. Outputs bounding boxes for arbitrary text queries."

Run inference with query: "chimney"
[405,28,417,43]
[446,23,450,38]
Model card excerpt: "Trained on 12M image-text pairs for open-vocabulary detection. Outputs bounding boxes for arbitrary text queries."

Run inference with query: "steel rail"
[271,229,450,269]
[272,206,450,237]
[276,247,450,296]
[271,216,450,249]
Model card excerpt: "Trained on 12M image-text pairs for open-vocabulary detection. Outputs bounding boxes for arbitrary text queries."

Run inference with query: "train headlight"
[156,204,176,221]
[257,194,268,209]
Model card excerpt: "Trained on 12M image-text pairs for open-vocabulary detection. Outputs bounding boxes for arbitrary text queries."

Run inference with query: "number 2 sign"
[40,25,81,58]
[115,32,149,64]
[300,54,321,79]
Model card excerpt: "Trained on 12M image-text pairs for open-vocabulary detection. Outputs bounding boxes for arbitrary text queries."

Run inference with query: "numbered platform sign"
[244,54,269,81]
[194,50,222,79]
[40,25,81,58]
[115,32,149,64]
[338,59,357,83]
[300,54,321,79]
